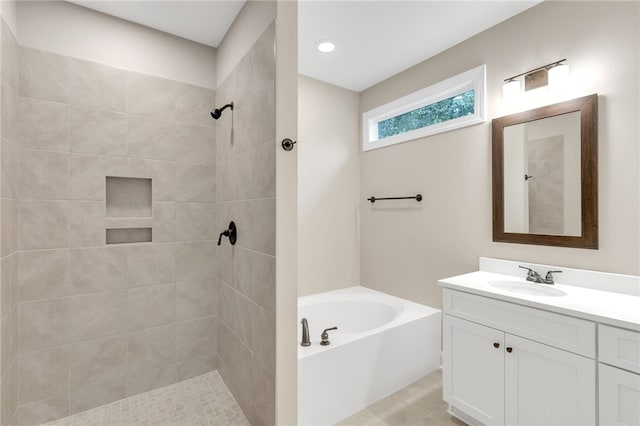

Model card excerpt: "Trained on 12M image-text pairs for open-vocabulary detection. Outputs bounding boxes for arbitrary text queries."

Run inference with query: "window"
[362,65,486,151]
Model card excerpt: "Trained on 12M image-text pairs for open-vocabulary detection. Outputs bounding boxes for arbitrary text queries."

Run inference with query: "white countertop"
[439,270,640,332]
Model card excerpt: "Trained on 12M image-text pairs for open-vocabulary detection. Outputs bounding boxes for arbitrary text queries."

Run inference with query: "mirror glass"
[503,111,581,236]
[492,94,598,249]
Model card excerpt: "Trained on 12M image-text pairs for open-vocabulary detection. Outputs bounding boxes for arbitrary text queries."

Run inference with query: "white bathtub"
[297,286,442,425]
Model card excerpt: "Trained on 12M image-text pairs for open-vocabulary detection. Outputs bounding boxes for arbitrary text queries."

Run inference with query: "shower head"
[211,102,234,120]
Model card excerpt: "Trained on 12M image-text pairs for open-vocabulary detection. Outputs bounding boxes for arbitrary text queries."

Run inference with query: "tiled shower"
[0,5,276,426]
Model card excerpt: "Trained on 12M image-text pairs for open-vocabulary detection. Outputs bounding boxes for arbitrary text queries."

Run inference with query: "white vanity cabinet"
[443,289,597,426]
[598,325,640,426]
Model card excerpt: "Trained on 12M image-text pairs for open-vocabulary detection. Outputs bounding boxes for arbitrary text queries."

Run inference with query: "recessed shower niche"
[105,176,153,243]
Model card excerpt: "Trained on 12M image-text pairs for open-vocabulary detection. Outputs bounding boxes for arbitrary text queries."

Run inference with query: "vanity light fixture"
[502,79,521,104]
[503,59,569,98]
[316,40,335,53]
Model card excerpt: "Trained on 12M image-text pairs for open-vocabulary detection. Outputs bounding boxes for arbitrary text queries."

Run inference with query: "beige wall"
[216,0,276,88]
[16,1,216,89]
[360,1,639,309]
[298,75,360,296]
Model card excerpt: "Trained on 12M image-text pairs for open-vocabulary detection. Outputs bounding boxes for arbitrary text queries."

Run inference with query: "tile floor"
[41,371,249,426]
[39,368,463,426]
[336,369,467,426]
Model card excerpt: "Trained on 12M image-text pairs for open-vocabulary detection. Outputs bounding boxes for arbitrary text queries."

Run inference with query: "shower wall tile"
[68,290,128,342]
[67,58,126,112]
[20,149,69,200]
[70,154,106,201]
[2,138,20,198]
[15,98,69,152]
[176,279,216,321]
[1,19,19,89]
[176,202,216,241]
[176,162,216,202]
[18,298,70,353]
[175,123,216,163]
[237,199,276,255]
[13,48,219,421]
[127,324,176,371]
[17,346,69,404]
[250,305,275,373]
[69,201,105,248]
[175,241,216,283]
[152,202,176,242]
[125,243,175,286]
[235,248,275,314]
[176,353,217,381]
[1,254,17,323]
[217,282,236,337]
[126,72,175,119]
[127,364,176,396]
[69,247,128,295]
[234,81,276,154]
[219,140,275,201]
[176,316,216,362]
[1,298,17,376]
[19,47,68,103]
[1,198,18,256]
[251,356,276,425]
[19,200,69,250]
[68,336,127,414]
[1,79,16,140]
[18,249,69,302]
[127,115,175,160]
[69,107,127,155]
[127,283,176,331]
[16,395,69,426]
[0,361,18,426]
[215,21,276,425]
[148,160,177,201]
[175,82,215,127]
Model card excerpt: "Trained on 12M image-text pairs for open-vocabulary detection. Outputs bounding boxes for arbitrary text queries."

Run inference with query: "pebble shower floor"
[41,371,249,426]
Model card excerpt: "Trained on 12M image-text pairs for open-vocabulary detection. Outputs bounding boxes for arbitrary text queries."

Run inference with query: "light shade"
[316,40,335,53]
[503,79,521,103]
[549,63,570,87]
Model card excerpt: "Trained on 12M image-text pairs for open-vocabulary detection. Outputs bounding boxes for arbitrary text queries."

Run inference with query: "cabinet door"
[599,363,640,426]
[443,314,505,425]
[504,334,596,426]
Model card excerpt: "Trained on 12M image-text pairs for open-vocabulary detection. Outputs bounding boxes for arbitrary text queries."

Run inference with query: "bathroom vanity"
[439,258,640,426]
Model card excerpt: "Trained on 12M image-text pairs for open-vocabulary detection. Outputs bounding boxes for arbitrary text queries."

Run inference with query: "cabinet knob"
[506,347,513,353]
[493,342,500,348]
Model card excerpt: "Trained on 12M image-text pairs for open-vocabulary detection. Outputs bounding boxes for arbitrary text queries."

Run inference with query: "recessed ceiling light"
[316,40,335,53]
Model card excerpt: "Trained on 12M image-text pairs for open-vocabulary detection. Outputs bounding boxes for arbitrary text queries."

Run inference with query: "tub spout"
[301,318,311,347]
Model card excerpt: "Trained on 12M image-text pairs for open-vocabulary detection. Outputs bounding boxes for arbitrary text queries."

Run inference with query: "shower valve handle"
[217,221,237,246]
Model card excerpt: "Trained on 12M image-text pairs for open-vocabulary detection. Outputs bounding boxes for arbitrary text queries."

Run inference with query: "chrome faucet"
[300,318,311,347]
[519,266,562,285]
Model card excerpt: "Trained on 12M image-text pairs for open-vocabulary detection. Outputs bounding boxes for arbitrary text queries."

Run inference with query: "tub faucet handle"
[320,326,338,346]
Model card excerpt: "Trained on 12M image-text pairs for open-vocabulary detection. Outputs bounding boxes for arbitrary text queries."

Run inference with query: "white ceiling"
[68,0,541,92]
[299,1,542,92]
[68,0,245,47]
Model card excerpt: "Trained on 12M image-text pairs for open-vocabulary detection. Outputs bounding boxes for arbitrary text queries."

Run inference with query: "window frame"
[362,64,486,152]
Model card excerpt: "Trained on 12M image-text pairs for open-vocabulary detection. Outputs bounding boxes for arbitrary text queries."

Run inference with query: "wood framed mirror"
[492,94,598,248]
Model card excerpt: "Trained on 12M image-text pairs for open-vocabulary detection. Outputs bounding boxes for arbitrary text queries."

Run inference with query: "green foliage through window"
[378,90,475,140]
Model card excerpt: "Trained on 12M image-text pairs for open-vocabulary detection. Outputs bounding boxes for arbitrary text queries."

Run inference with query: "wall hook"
[281,138,297,151]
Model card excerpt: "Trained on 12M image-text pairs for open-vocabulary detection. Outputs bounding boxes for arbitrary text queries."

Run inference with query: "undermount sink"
[489,280,567,297]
